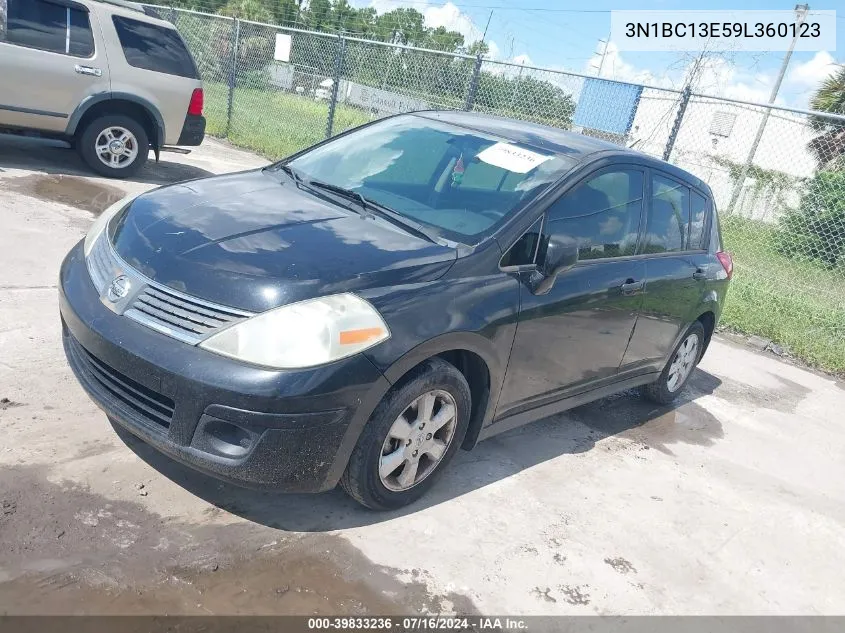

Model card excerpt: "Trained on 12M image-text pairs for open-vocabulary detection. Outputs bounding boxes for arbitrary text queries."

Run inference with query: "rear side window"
[112,16,198,79]
[6,0,94,57]
[689,190,709,250]
[544,169,644,261]
[643,174,690,253]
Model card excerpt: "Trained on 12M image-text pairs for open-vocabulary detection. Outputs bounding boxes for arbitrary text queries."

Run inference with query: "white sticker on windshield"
[476,143,551,174]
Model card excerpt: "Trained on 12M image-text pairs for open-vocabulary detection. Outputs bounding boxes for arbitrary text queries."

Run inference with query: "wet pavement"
[2,136,844,615]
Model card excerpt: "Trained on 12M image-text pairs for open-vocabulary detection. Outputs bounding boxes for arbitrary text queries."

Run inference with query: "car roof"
[413,110,711,196]
[78,0,174,27]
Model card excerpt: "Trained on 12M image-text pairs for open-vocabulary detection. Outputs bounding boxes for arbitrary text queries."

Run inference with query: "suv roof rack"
[91,0,147,13]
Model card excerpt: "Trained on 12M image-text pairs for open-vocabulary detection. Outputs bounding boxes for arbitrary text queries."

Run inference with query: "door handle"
[692,269,707,280]
[74,65,102,77]
[621,279,644,295]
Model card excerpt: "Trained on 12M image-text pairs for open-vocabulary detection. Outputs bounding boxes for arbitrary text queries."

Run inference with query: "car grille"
[86,233,117,294]
[86,235,254,345]
[66,334,174,431]
[125,286,251,344]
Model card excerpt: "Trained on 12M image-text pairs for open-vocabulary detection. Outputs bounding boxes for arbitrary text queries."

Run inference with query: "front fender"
[360,262,521,449]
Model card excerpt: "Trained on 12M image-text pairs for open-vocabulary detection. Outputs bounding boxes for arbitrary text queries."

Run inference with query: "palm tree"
[808,65,845,169]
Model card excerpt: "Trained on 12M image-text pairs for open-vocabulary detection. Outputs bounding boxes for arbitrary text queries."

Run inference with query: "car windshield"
[283,115,576,244]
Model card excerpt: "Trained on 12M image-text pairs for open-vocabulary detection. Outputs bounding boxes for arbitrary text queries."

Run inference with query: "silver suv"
[0,0,205,177]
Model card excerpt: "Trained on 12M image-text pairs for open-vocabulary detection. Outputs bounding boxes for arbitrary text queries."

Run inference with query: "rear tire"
[78,114,149,178]
[340,358,471,510]
[640,321,705,405]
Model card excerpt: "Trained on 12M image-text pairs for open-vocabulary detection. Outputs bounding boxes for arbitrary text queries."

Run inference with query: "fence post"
[464,54,483,111]
[662,85,691,162]
[225,18,240,138]
[325,35,347,139]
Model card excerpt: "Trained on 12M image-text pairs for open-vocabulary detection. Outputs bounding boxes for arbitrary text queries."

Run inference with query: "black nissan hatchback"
[60,111,732,509]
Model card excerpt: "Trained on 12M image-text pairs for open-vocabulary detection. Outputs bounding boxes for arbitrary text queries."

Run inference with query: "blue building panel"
[574,79,643,135]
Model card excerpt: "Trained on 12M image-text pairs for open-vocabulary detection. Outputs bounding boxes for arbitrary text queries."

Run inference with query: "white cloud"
[582,42,832,106]
[360,0,499,57]
[424,2,479,42]
[586,42,675,88]
[787,51,838,89]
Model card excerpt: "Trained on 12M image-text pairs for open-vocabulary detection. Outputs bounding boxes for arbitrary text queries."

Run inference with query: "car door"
[0,0,108,133]
[495,165,648,419]
[620,171,711,371]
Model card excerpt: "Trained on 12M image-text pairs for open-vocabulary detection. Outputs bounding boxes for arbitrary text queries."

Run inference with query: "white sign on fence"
[341,82,429,115]
[274,33,292,62]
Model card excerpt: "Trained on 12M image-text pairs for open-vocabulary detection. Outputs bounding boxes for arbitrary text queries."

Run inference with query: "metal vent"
[710,111,737,138]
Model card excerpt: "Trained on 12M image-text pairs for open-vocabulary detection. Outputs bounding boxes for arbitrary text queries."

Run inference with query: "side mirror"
[530,235,579,295]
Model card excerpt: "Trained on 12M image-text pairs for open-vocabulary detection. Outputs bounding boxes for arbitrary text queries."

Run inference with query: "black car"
[60,111,732,510]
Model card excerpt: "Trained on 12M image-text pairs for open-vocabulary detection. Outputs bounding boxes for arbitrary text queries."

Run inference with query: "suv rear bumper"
[177,114,205,146]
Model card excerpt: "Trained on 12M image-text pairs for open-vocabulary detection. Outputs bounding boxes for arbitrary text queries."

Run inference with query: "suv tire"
[78,115,149,178]
[340,358,471,510]
[641,321,705,405]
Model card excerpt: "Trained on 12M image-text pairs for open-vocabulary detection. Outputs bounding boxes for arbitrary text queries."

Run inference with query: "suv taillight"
[188,88,204,116]
[716,251,733,280]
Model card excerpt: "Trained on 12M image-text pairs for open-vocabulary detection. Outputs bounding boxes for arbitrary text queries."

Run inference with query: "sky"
[349,0,844,109]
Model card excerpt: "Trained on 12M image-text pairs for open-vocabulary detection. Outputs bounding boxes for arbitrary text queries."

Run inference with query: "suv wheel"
[340,358,471,510]
[641,321,705,405]
[78,115,149,178]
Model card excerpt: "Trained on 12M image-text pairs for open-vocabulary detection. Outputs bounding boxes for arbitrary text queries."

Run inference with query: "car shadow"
[114,368,723,531]
[0,134,213,185]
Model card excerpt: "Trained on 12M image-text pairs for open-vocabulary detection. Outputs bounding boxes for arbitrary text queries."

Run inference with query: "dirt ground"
[1,135,844,616]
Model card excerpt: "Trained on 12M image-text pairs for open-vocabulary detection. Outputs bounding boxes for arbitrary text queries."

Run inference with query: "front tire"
[78,115,149,178]
[340,358,471,510]
[641,321,705,405]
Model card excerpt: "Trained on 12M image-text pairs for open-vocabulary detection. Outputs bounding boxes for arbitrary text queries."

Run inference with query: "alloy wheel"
[379,389,458,492]
[666,333,699,392]
[95,126,139,170]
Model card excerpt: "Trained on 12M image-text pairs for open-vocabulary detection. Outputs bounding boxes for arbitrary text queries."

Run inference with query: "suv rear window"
[111,16,198,79]
[6,0,94,57]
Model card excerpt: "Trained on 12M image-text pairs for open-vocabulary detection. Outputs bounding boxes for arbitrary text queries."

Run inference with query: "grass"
[720,216,845,375]
[204,83,371,160]
[199,85,845,375]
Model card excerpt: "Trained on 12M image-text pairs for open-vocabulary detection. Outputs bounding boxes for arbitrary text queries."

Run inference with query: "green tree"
[776,170,845,267]
[304,0,332,31]
[425,26,464,52]
[808,66,845,168]
[218,0,273,22]
[464,40,489,57]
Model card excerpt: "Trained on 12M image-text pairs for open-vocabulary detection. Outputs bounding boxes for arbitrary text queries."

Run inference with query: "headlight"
[83,194,135,257]
[199,293,390,369]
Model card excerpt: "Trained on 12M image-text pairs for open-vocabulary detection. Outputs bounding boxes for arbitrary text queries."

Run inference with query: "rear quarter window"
[111,15,198,79]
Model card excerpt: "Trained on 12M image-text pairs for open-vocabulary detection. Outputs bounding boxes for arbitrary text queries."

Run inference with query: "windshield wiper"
[306,180,446,246]
[307,179,371,214]
[279,164,303,184]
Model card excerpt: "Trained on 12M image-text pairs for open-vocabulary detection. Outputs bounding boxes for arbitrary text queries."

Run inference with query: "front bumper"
[59,241,391,492]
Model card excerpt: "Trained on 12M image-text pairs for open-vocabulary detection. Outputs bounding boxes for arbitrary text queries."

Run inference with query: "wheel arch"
[379,332,504,452]
[696,309,717,359]
[66,93,165,148]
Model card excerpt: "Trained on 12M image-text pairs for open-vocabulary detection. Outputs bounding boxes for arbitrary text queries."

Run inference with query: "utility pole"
[481,10,493,45]
[727,3,809,213]
[593,32,611,77]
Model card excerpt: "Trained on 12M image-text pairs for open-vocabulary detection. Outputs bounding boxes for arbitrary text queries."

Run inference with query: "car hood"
[110,170,456,312]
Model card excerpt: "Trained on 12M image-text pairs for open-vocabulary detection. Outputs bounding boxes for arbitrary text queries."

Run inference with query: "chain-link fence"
[147,4,845,373]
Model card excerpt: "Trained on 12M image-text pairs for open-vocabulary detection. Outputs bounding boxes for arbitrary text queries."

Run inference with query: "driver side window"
[545,169,644,261]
